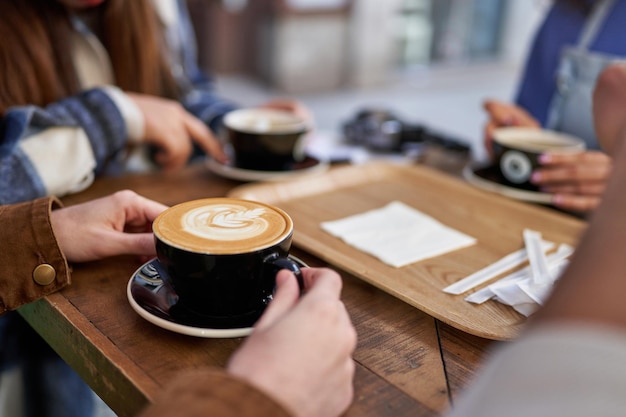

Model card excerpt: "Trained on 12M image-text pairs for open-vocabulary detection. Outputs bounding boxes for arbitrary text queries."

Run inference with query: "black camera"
[342,109,470,154]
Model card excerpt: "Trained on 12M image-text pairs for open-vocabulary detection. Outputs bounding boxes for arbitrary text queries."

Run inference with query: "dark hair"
[0,0,179,116]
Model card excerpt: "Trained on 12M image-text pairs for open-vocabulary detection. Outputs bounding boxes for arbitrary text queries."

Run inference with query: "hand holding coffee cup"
[492,127,586,190]
[152,198,303,328]
[222,108,310,171]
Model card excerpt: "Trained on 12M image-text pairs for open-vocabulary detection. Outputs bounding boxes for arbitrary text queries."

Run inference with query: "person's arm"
[139,268,356,417]
[0,190,166,313]
[0,196,70,313]
[138,368,293,417]
[0,87,136,204]
[534,63,626,327]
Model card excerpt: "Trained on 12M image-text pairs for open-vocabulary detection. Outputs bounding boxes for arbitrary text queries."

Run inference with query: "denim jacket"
[0,0,237,205]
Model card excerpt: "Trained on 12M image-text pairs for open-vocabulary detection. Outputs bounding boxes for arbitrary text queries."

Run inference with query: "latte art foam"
[154,198,292,254]
[224,108,306,134]
[183,205,270,241]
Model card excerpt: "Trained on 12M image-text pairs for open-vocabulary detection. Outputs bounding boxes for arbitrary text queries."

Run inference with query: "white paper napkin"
[320,201,477,268]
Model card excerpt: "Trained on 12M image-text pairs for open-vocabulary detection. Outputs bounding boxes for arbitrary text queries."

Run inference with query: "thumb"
[254,270,300,330]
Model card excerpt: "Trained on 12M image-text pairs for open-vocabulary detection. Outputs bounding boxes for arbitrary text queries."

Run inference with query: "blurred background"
[188,0,550,163]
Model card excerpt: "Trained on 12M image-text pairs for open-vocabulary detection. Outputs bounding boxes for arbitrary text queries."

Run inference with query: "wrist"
[101,86,145,143]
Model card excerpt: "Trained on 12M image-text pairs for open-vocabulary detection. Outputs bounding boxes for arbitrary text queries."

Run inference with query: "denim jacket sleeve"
[0,87,129,204]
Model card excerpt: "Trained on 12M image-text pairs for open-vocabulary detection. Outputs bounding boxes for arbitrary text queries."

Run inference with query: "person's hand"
[483,99,541,156]
[128,93,227,171]
[260,98,315,128]
[51,190,167,262]
[530,150,612,213]
[227,268,356,417]
[593,63,626,156]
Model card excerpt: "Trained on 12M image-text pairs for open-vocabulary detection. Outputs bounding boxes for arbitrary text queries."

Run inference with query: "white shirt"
[447,324,626,416]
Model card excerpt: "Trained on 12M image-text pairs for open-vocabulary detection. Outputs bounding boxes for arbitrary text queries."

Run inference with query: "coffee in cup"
[492,127,586,190]
[153,197,303,328]
[222,108,309,171]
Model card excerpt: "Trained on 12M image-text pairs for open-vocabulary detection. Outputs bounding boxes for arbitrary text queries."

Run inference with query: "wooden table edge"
[18,292,161,417]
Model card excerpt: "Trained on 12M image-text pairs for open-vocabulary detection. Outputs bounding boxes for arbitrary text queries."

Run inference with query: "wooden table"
[17,149,583,417]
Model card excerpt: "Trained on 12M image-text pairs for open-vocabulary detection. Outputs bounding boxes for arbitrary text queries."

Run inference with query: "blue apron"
[546,0,621,150]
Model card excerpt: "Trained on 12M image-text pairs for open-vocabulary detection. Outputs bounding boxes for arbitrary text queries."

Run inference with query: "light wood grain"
[229,162,587,340]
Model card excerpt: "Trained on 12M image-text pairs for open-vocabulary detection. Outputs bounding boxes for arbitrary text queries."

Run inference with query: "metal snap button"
[33,264,56,286]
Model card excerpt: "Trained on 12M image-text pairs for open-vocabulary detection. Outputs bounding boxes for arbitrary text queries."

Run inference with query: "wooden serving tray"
[228,162,587,340]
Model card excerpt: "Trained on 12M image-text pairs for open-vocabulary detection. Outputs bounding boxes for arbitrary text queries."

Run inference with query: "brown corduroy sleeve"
[138,368,294,417]
[0,196,71,314]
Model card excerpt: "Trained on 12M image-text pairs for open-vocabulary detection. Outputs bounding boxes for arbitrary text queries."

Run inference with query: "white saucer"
[127,259,253,338]
[206,156,329,182]
[463,163,553,204]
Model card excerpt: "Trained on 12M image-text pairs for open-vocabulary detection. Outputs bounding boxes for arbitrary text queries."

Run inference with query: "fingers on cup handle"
[300,268,343,299]
[268,256,304,294]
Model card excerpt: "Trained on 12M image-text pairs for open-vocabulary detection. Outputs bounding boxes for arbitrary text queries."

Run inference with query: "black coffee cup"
[222,108,309,171]
[152,198,303,328]
[492,127,586,191]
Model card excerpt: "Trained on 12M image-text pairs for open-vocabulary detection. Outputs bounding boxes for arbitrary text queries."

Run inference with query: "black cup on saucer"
[222,108,309,171]
[152,197,303,329]
[492,127,586,191]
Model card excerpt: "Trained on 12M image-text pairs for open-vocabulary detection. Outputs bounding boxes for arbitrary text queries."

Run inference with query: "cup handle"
[264,254,305,295]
